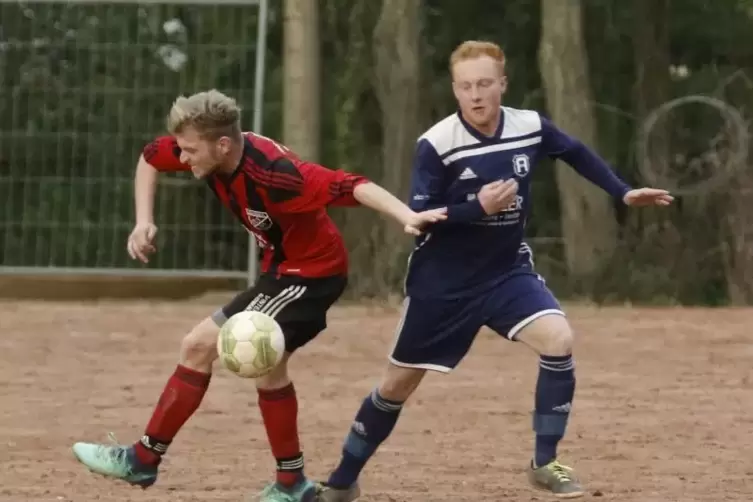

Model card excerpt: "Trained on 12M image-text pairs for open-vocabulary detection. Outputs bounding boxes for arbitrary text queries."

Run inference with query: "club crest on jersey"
[512,154,530,177]
[245,209,272,230]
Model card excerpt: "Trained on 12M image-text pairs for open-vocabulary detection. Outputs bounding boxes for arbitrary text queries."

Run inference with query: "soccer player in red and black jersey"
[71,89,446,502]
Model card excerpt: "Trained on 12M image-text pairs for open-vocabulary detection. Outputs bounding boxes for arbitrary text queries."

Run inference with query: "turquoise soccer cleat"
[254,479,318,502]
[71,436,158,489]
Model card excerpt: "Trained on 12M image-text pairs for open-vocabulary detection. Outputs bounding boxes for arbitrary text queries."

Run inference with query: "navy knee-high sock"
[327,389,404,489]
[533,354,576,467]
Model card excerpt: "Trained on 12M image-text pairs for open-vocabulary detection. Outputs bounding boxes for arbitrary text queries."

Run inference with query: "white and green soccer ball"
[217,311,285,378]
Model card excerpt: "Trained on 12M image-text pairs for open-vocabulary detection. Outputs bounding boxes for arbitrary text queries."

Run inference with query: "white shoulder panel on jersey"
[500,107,542,139]
[418,112,480,157]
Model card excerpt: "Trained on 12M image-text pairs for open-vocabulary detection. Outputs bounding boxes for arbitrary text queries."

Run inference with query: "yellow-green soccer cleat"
[254,479,318,502]
[527,459,585,499]
[315,481,361,502]
[71,440,158,488]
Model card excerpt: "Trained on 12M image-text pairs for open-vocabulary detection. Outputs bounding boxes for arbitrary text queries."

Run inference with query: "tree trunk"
[720,76,753,304]
[370,0,422,292]
[633,0,671,187]
[538,0,618,285]
[722,198,753,305]
[282,0,320,160]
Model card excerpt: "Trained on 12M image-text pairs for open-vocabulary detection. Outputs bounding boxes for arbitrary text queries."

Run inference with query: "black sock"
[327,389,404,489]
[533,354,575,467]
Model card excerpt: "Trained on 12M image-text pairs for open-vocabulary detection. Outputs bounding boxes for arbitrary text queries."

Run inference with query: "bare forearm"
[134,155,159,224]
[353,182,414,225]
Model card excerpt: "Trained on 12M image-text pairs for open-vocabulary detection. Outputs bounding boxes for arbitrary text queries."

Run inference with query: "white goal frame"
[0,0,268,287]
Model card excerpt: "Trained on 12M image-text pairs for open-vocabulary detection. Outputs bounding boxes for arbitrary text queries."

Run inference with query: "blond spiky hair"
[166,89,242,140]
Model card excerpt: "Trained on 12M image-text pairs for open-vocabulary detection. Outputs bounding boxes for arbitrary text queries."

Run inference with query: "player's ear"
[500,76,508,95]
[217,136,232,155]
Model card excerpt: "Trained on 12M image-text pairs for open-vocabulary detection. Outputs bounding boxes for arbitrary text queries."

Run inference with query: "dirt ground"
[1,299,752,502]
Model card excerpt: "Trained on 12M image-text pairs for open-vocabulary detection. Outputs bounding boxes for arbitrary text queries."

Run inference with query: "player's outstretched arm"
[540,116,673,207]
[265,156,445,235]
[352,182,447,236]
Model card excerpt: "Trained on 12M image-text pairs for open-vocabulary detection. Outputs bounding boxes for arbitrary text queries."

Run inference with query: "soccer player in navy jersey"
[317,41,674,501]
[70,89,446,502]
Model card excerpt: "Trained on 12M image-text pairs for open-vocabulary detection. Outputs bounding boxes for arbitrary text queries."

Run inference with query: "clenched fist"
[477,179,519,215]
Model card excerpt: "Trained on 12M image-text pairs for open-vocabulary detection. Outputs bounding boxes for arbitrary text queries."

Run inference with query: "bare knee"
[180,317,220,372]
[541,327,573,356]
[516,314,574,356]
[378,364,426,402]
[255,353,291,391]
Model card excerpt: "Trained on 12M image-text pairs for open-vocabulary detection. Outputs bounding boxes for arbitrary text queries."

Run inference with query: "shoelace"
[548,461,573,482]
[96,432,127,463]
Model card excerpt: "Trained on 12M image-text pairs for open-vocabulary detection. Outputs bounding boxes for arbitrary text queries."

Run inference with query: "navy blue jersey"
[405,106,631,299]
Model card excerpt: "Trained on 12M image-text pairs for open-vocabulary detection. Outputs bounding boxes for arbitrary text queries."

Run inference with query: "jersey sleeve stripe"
[265,170,305,188]
[247,165,304,191]
[143,140,159,163]
[328,177,363,198]
[244,145,305,190]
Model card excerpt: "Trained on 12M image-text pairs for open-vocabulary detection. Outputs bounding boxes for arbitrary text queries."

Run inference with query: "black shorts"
[211,273,347,353]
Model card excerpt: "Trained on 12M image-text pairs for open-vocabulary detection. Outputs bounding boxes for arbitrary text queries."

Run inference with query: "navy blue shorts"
[389,268,564,373]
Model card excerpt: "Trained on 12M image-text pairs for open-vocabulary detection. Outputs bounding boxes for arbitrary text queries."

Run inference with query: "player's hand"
[127,222,158,263]
[478,179,519,215]
[623,188,674,207]
[403,208,448,236]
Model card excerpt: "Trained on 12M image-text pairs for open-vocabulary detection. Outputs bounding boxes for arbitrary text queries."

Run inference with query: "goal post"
[0,0,268,286]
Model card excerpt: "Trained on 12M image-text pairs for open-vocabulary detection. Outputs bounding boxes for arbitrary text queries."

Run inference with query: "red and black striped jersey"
[142,132,369,278]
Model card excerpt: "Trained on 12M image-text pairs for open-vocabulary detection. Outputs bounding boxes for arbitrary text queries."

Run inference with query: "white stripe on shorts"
[507,308,566,341]
[387,297,453,374]
[246,285,308,319]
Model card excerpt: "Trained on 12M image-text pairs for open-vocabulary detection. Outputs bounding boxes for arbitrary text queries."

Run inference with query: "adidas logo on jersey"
[459,167,477,180]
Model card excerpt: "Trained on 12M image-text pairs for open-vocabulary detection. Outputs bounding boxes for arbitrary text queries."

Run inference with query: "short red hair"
[449,40,506,75]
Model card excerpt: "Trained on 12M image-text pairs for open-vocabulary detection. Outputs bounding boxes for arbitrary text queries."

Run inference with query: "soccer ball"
[217,311,285,378]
